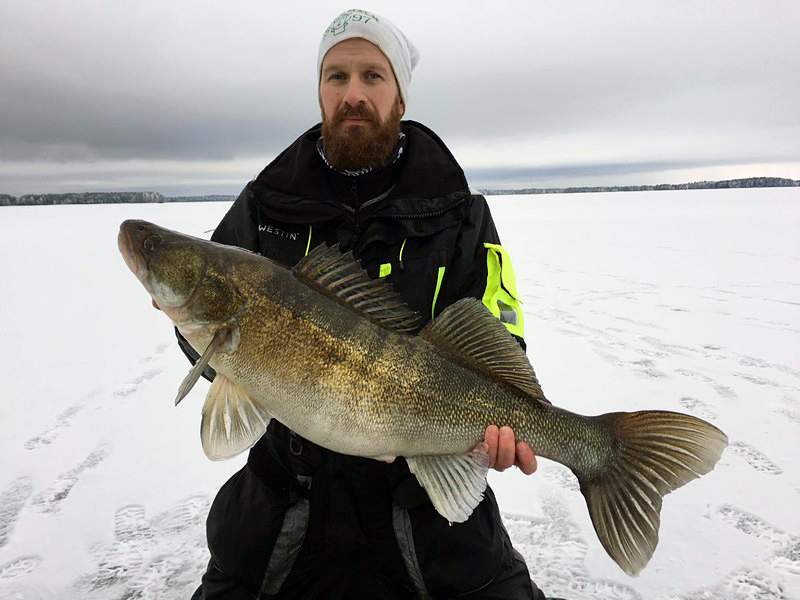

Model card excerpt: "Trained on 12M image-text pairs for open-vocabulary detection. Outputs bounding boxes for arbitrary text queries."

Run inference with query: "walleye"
[118,219,728,576]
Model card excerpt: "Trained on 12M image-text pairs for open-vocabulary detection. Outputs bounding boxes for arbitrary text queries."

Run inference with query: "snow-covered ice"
[1,188,798,599]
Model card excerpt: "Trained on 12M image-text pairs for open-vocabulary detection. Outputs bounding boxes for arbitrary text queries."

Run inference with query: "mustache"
[332,103,378,125]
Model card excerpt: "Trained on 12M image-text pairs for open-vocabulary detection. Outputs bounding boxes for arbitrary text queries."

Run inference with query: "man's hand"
[483,425,537,474]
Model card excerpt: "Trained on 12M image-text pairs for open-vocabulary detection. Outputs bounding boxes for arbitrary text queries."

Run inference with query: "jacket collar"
[250,121,471,223]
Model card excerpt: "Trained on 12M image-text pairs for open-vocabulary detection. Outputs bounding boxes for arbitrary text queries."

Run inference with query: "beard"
[321,99,403,172]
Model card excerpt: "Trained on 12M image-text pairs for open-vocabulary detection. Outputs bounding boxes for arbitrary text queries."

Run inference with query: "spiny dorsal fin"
[419,297,548,402]
[293,243,422,333]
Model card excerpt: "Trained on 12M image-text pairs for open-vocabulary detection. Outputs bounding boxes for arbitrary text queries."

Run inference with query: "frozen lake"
[1,188,799,599]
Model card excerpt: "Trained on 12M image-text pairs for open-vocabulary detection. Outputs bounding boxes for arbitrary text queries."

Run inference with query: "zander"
[118,219,728,576]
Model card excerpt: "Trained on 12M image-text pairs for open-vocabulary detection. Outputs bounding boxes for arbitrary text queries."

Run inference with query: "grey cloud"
[464,156,774,189]
[1,0,798,194]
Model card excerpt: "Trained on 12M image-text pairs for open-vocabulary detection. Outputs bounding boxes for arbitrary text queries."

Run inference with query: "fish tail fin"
[577,411,727,576]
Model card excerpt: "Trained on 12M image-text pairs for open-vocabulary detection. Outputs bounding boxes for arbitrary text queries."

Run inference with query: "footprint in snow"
[72,496,211,598]
[678,396,718,420]
[733,372,783,388]
[541,466,579,492]
[123,554,188,597]
[502,495,640,600]
[114,504,156,543]
[675,368,739,400]
[75,504,156,592]
[717,504,793,547]
[629,357,668,379]
[676,566,792,600]
[640,335,694,358]
[728,442,783,475]
[138,343,170,365]
[774,406,800,426]
[717,505,800,581]
[0,555,43,582]
[736,355,800,382]
[24,401,87,450]
[535,567,644,600]
[677,506,800,599]
[587,339,668,379]
[29,446,109,513]
[114,344,171,398]
[150,495,209,535]
[0,477,33,549]
[114,368,165,397]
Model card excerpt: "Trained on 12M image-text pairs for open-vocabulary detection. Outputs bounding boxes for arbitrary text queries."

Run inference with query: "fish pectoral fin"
[174,326,230,406]
[406,446,490,523]
[200,374,271,461]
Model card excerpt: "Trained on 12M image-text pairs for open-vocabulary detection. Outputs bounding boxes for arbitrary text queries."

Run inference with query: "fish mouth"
[118,221,148,283]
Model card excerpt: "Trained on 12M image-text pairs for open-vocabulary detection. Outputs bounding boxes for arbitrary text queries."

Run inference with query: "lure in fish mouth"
[118,219,729,577]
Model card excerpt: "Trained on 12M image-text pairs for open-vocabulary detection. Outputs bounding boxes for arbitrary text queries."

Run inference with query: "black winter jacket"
[187,122,541,600]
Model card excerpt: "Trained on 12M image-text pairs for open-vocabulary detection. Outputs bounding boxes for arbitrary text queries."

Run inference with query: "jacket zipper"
[382,194,470,220]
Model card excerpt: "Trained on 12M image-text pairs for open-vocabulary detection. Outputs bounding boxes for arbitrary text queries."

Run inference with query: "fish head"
[118,219,242,329]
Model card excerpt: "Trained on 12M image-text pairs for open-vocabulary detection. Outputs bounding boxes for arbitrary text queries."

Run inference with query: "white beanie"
[317,9,420,107]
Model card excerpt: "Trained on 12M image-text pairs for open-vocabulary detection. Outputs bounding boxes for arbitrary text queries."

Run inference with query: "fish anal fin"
[420,297,547,402]
[200,374,271,461]
[579,410,728,576]
[292,244,422,334]
[406,445,490,523]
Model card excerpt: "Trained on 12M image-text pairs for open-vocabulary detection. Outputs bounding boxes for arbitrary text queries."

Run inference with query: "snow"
[1,188,799,599]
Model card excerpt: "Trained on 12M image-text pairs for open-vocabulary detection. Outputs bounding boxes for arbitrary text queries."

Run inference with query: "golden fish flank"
[118,219,728,577]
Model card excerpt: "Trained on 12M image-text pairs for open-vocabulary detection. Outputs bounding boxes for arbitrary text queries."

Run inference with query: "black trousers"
[190,435,548,599]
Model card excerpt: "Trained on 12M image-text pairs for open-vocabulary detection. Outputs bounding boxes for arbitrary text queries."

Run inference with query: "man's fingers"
[484,425,499,468]
[494,426,516,471]
[485,425,537,475]
[515,442,538,475]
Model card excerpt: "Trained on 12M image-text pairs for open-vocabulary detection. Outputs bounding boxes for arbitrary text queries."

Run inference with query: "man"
[185,9,552,599]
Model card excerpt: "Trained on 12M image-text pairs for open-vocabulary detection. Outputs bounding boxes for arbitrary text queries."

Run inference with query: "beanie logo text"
[325,9,380,38]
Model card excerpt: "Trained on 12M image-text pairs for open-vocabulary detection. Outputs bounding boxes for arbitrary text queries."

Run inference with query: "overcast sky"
[1,0,799,195]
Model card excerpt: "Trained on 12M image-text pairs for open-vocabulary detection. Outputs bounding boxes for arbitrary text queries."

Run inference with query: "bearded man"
[185,9,553,600]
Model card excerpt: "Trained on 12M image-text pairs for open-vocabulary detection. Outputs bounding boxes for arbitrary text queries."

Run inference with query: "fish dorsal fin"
[420,297,547,402]
[293,243,422,333]
[406,445,490,523]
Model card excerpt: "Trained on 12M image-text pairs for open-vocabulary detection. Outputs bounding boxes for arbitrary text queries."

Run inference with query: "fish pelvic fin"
[579,410,728,576]
[420,297,548,403]
[292,243,422,333]
[200,374,271,461]
[406,445,490,523]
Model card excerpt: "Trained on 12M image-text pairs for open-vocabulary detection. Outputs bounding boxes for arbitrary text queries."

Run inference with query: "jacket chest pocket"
[360,239,453,325]
[256,219,312,267]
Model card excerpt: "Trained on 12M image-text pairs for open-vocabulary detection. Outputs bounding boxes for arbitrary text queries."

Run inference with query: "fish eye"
[143,234,161,252]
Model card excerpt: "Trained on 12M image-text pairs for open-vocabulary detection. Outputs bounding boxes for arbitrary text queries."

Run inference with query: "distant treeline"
[0,192,237,206]
[481,176,799,195]
[2,177,798,205]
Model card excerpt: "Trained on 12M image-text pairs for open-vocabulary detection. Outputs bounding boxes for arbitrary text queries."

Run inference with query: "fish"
[117,219,728,576]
